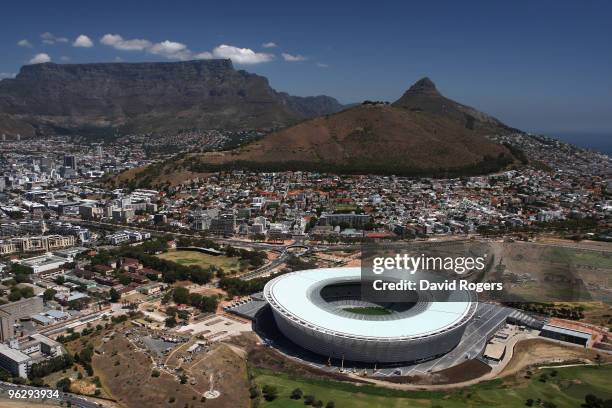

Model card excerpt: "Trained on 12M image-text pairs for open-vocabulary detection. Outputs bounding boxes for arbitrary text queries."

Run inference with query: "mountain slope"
[114,77,519,188]
[0,60,343,136]
[393,77,513,133]
[181,103,514,175]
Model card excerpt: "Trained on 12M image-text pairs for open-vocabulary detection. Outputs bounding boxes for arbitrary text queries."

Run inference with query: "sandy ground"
[498,338,611,378]
[177,314,251,340]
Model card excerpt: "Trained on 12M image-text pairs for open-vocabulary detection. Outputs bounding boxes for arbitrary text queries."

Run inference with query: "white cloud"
[73,35,93,48]
[282,53,307,62]
[149,40,190,60]
[29,53,51,64]
[99,33,274,64]
[316,62,329,68]
[17,39,32,48]
[212,44,274,64]
[0,72,16,79]
[41,32,68,44]
[100,34,151,51]
[262,42,277,48]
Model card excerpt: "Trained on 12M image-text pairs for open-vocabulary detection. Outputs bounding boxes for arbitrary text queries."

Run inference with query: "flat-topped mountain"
[0,60,344,136]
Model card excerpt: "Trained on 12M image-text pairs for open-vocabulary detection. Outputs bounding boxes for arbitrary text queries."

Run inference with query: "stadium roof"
[265,267,475,340]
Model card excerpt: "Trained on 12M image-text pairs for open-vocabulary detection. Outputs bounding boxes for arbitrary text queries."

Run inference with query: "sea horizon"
[541,131,612,156]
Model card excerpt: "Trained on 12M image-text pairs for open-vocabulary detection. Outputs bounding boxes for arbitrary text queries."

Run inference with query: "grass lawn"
[254,365,612,408]
[157,249,242,273]
[343,307,392,315]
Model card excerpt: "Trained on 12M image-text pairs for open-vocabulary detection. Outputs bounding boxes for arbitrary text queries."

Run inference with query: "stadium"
[263,267,477,363]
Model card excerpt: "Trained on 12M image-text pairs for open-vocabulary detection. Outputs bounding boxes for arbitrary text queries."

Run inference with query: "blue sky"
[1,0,611,134]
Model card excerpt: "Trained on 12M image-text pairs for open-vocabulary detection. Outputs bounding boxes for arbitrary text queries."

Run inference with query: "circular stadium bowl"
[263,267,477,363]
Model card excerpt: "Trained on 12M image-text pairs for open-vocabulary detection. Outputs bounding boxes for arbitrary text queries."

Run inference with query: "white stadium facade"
[263,267,477,363]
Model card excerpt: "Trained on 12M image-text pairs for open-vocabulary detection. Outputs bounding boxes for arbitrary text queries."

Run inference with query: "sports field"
[254,365,612,408]
[343,307,391,315]
[157,249,242,273]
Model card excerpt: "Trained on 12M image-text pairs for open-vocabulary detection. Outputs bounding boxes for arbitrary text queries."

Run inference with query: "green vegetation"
[7,285,34,301]
[219,255,317,296]
[343,307,392,315]
[43,288,57,301]
[504,301,585,320]
[90,238,213,284]
[182,154,515,179]
[29,354,73,379]
[56,377,71,392]
[253,365,612,408]
[167,286,219,312]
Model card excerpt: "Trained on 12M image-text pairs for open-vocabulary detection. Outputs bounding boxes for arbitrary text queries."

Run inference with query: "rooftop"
[0,343,31,363]
[264,267,475,340]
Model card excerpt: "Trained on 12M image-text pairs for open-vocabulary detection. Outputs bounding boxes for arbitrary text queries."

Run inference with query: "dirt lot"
[499,338,612,379]
[237,334,370,384]
[428,359,492,385]
[92,325,250,408]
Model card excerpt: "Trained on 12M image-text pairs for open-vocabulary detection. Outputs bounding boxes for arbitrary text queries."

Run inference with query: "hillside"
[393,77,515,133]
[0,60,343,137]
[187,104,514,173]
[112,77,520,188]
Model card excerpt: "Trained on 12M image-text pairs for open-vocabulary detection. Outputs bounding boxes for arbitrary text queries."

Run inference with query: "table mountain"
[0,60,344,137]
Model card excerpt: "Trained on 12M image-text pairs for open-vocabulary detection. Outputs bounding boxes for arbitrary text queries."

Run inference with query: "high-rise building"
[63,155,77,170]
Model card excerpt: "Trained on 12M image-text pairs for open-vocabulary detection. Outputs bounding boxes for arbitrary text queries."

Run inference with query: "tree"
[118,274,131,286]
[185,292,200,307]
[262,384,278,401]
[172,287,190,305]
[313,401,324,408]
[109,288,121,302]
[249,385,260,399]
[304,395,316,405]
[56,377,71,392]
[199,295,218,313]
[8,288,22,302]
[165,316,177,328]
[326,402,335,408]
[55,275,65,285]
[290,388,303,399]
[43,288,57,302]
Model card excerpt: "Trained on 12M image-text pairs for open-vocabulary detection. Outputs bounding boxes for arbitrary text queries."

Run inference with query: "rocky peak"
[404,77,441,97]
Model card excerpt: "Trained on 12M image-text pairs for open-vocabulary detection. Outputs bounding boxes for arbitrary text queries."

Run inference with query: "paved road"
[241,252,289,280]
[0,381,104,407]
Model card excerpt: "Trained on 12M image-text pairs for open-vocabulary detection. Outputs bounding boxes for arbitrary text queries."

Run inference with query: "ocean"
[545,131,612,156]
